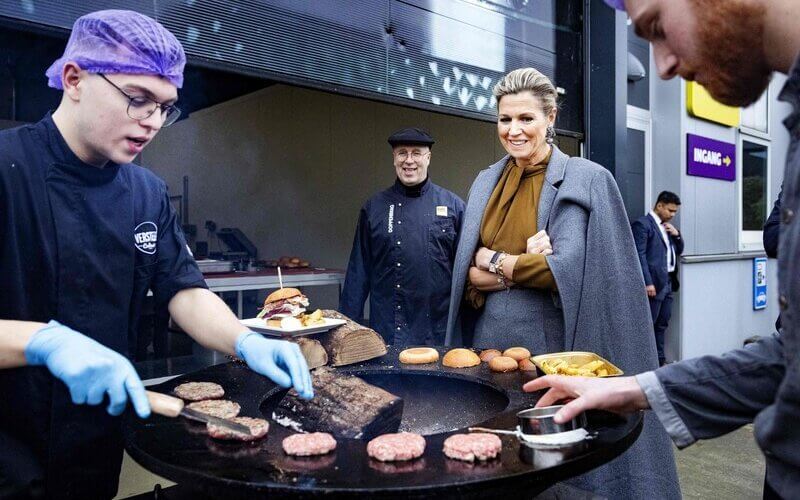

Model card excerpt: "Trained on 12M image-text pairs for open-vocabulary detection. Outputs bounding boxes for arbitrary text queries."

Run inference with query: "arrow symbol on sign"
[723,155,731,167]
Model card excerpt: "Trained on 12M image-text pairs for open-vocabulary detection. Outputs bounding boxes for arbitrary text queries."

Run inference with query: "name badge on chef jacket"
[436,206,448,217]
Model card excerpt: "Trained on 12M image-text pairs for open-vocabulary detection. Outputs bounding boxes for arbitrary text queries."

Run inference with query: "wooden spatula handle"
[146,390,185,418]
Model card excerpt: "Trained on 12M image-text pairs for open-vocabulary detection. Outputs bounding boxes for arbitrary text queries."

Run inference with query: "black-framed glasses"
[98,73,181,127]
[394,150,430,161]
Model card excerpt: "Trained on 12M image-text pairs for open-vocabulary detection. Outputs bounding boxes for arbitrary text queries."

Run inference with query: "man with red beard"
[526,0,800,498]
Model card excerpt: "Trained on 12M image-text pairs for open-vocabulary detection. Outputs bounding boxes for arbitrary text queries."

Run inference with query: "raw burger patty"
[282,432,337,456]
[442,433,502,462]
[207,417,269,441]
[367,432,426,462]
[186,399,240,419]
[174,382,224,401]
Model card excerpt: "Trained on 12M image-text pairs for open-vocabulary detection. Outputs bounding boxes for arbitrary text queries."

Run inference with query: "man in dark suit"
[764,187,782,259]
[764,187,783,333]
[632,191,684,366]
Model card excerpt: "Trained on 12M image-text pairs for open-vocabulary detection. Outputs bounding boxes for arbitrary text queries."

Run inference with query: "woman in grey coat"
[445,68,680,499]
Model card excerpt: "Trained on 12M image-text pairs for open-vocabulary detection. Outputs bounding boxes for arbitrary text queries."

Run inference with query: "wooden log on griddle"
[291,337,328,369]
[318,310,387,366]
[272,367,403,440]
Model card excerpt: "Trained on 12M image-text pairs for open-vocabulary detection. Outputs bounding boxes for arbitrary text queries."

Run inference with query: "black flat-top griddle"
[124,347,642,499]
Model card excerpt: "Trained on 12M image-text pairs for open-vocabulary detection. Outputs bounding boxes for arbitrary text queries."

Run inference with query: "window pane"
[741,89,768,132]
[620,128,646,222]
[742,141,768,231]
[627,23,650,109]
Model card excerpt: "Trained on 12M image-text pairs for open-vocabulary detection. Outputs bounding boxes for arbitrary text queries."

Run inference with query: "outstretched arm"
[524,335,785,448]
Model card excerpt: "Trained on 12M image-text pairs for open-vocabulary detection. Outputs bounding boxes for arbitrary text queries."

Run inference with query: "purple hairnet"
[46,10,186,89]
[604,0,627,10]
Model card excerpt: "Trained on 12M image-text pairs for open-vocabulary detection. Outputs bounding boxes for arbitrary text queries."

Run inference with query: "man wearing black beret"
[340,128,465,346]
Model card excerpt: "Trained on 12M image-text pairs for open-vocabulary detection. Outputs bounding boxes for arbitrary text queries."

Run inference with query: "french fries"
[539,358,612,377]
[300,309,325,327]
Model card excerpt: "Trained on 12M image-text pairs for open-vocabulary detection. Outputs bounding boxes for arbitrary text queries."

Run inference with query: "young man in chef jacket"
[0,10,312,499]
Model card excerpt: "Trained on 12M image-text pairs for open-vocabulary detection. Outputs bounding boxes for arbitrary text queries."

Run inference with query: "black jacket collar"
[392,176,430,198]
[39,112,121,186]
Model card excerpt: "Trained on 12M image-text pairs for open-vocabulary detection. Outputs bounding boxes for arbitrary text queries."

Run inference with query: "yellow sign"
[686,81,740,127]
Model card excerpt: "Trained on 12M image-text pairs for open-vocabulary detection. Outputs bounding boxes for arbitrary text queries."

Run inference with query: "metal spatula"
[146,390,251,435]
[468,426,590,447]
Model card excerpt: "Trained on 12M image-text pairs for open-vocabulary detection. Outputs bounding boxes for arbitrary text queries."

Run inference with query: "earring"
[546,126,556,145]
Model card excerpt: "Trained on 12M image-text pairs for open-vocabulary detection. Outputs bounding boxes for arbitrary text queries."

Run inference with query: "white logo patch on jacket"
[134,221,158,255]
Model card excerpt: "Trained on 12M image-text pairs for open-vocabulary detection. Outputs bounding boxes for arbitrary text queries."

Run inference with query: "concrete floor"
[115,425,766,499]
[114,454,173,499]
[674,424,765,499]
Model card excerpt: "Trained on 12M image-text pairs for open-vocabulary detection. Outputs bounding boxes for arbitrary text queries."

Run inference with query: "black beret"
[387,127,435,148]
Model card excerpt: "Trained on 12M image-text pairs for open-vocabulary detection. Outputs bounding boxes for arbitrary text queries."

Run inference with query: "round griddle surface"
[125,347,642,499]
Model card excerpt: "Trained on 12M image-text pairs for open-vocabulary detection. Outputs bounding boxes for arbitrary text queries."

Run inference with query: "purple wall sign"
[686,134,736,181]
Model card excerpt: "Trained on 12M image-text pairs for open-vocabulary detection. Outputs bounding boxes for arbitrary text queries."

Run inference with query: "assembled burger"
[257,288,309,328]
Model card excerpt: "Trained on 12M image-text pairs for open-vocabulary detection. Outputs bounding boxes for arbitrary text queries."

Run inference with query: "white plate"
[240,317,347,337]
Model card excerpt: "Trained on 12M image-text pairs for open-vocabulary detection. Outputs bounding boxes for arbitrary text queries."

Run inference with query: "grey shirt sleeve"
[637,334,785,447]
[635,371,695,448]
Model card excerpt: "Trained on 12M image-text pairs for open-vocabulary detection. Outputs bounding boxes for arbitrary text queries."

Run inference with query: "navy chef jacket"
[0,114,206,499]
[340,178,465,346]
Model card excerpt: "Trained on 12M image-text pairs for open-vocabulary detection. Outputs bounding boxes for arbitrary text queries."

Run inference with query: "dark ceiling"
[0,21,270,124]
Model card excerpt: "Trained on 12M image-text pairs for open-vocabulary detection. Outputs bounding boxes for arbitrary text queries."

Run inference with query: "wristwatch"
[489,251,506,274]
[488,251,502,273]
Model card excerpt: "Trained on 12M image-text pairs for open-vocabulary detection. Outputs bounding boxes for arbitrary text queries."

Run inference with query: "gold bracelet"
[496,275,510,289]
[496,252,508,281]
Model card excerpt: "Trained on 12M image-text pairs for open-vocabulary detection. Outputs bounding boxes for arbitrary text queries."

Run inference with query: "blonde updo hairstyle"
[493,68,559,116]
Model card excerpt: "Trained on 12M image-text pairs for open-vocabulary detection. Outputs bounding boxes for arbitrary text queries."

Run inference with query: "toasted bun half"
[442,348,481,368]
[399,347,439,364]
[265,287,302,304]
[479,349,502,363]
[503,347,531,362]
[489,356,518,372]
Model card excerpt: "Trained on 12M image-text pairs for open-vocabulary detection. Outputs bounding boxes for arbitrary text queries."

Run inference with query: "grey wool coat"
[445,146,681,499]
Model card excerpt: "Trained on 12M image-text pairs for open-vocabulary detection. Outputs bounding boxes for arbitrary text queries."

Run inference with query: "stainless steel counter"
[204,268,345,317]
[135,346,228,386]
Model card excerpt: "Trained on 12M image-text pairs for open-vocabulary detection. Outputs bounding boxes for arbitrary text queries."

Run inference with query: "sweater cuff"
[512,253,556,289]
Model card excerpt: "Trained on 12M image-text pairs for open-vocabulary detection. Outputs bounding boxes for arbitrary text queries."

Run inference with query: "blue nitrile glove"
[25,320,150,418]
[236,331,314,399]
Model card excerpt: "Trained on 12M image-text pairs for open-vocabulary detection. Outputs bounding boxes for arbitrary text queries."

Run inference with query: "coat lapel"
[537,146,568,231]
[453,156,508,276]
[648,213,668,250]
[446,156,509,345]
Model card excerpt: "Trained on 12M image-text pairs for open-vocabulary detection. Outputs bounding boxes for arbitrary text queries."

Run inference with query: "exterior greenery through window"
[742,141,768,231]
